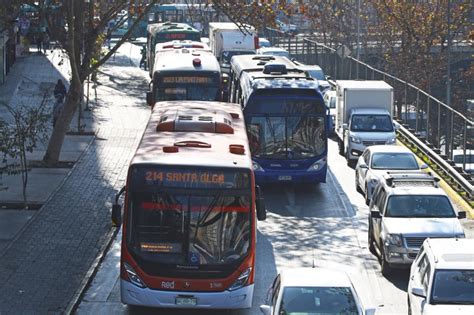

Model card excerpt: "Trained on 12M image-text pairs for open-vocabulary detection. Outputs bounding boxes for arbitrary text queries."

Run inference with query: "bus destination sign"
[162,76,213,84]
[132,168,250,189]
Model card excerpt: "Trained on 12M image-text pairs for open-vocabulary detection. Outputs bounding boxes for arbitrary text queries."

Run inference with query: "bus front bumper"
[255,169,327,184]
[121,280,254,309]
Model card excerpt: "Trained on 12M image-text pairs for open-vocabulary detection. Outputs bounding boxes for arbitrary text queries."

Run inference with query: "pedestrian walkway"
[0,43,150,313]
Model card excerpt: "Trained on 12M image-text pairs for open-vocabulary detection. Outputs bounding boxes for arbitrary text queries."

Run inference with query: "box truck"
[335,80,397,164]
[208,22,258,73]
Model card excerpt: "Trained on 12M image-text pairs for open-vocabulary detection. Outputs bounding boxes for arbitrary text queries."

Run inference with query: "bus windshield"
[246,98,326,160]
[128,192,250,266]
[127,167,252,268]
[155,74,220,101]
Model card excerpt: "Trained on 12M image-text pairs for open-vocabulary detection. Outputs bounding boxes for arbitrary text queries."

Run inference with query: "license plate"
[278,175,292,181]
[175,296,197,306]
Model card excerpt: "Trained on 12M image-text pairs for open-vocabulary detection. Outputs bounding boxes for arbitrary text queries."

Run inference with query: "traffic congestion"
[80,14,473,315]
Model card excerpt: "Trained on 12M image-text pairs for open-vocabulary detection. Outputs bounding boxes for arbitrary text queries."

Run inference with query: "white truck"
[208,22,258,73]
[335,80,397,164]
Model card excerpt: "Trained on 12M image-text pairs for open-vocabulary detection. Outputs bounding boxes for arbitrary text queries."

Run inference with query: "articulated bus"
[111,101,266,309]
[146,22,201,76]
[229,55,329,184]
[146,48,223,104]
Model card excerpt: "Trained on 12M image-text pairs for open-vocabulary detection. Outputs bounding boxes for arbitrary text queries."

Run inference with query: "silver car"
[355,145,427,205]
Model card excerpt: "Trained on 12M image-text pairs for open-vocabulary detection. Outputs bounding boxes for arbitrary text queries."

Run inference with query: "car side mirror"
[359,162,368,169]
[256,185,266,221]
[365,307,376,315]
[393,123,400,130]
[343,123,348,130]
[370,210,381,219]
[420,163,428,170]
[259,305,271,315]
[458,211,467,219]
[111,204,122,227]
[411,286,426,298]
[146,91,153,106]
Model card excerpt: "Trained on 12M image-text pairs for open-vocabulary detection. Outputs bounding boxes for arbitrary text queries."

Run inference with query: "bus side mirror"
[112,204,122,227]
[256,185,266,221]
[146,91,153,106]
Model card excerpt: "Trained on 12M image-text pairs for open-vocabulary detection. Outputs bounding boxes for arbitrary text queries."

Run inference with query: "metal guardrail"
[397,124,473,203]
[261,28,473,204]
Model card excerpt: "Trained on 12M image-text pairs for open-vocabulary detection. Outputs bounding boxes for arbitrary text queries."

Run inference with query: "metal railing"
[262,29,473,204]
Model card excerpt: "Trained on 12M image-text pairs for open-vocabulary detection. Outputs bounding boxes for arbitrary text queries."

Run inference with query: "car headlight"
[307,158,327,171]
[350,136,361,143]
[228,267,252,291]
[252,161,264,172]
[455,233,465,238]
[123,262,146,288]
[385,234,403,247]
[386,137,396,144]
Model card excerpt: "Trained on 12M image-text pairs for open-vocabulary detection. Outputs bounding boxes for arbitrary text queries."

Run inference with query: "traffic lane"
[78,163,365,314]
[327,138,409,313]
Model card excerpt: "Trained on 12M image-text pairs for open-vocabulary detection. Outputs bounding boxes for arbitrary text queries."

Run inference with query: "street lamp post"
[356,0,361,78]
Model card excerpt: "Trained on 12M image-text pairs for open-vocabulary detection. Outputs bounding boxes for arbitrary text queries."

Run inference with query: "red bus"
[112,100,266,309]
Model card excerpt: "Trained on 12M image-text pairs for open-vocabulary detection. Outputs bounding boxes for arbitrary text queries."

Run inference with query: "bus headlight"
[228,267,252,291]
[123,262,146,288]
[252,161,264,172]
[307,158,327,171]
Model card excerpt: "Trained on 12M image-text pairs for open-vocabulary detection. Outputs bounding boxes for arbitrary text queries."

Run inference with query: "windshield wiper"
[265,116,278,145]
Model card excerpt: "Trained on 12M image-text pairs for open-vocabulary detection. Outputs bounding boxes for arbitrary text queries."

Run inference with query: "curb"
[64,226,119,314]
[0,134,96,258]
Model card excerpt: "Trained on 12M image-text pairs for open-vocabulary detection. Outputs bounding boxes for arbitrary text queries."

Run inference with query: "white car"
[298,64,330,92]
[276,20,297,34]
[452,149,473,174]
[256,47,290,58]
[259,37,271,48]
[260,268,376,315]
[408,238,474,315]
[355,145,427,204]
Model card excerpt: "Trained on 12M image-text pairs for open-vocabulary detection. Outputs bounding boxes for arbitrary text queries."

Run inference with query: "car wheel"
[355,172,363,194]
[380,245,392,277]
[364,184,370,205]
[407,295,412,315]
[368,223,376,255]
[338,139,344,156]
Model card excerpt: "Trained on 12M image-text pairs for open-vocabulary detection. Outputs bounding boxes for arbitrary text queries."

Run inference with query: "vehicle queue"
[112,20,473,314]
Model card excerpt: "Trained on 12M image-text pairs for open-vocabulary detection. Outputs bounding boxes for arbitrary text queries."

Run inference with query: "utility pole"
[446,0,452,108]
[356,0,361,78]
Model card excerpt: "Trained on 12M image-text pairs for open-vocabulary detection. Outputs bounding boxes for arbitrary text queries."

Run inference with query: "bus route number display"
[162,77,213,84]
[133,168,250,189]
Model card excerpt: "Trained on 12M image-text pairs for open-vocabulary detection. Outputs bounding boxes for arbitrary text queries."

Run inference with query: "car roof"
[365,145,414,154]
[258,47,288,52]
[279,268,354,288]
[425,238,474,270]
[298,64,323,71]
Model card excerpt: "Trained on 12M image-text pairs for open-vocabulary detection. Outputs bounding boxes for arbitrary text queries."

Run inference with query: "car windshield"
[385,195,456,218]
[128,192,250,266]
[453,153,474,164]
[431,270,474,305]
[280,286,359,315]
[306,69,325,81]
[370,152,419,170]
[351,114,393,132]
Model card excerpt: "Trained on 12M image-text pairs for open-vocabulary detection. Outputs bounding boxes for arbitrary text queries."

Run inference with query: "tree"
[15,0,159,166]
[0,96,49,209]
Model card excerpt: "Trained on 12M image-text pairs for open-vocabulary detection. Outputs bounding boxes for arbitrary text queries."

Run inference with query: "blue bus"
[229,55,329,184]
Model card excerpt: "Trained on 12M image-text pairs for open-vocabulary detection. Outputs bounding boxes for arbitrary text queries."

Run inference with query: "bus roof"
[153,49,220,74]
[155,40,210,53]
[230,55,301,79]
[147,22,200,36]
[131,101,252,170]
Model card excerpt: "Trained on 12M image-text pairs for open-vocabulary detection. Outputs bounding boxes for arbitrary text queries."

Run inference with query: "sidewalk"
[0,43,150,313]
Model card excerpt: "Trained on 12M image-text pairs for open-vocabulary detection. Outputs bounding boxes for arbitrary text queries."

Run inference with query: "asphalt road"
[76,138,414,315]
